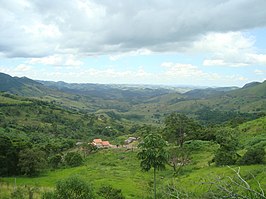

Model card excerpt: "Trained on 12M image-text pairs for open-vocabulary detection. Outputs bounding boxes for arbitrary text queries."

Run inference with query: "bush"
[42,191,56,199]
[238,146,265,165]
[49,154,62,169]
[55,176,95,199]
[11,188,26,199]
[18,148,47,176]
[64,152,83,167]
[97,185,125,199]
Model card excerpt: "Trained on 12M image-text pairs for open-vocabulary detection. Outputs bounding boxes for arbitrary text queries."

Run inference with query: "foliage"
[64,152,83,167]
[18,148,47,176]
[54,176,95,199]
[196,107,264,126]
[138,133,168,172]
[202,167,266,199]
[42,191,56,199]
[138,133,168,199]
[168,146,190,174]
[238,146,265,165]
[48,154,63,169]
[97,185,125,199]
[10,187,26,199]
[0,135,17,176]
[214,128,239,166]
[164,113,201,147]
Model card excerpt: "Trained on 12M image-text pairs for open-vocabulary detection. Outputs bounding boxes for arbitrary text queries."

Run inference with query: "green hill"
[1,72,266,126]
[2,115,266,198]
[0,73,266,198]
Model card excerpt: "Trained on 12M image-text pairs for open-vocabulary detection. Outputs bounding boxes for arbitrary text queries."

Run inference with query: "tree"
[0,135,15,176]
[55,176,95,199]
[18,148,47,176]
[214,128,239,166]
[168,146,190,174]
[239,146,265,165]
[137,133,168,199]
[49,154,62,169]
[164,113,200,147]
[64,152,83,167]
[97,185,125,199]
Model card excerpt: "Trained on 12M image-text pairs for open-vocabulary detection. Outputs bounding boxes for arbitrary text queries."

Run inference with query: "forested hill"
[0,72,52,97]
[0,72,266,125]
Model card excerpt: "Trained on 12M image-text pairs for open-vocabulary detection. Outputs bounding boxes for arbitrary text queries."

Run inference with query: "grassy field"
[1,140,266,199]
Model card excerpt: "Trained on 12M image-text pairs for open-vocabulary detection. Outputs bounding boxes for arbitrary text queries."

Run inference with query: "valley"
[0,72,266,199]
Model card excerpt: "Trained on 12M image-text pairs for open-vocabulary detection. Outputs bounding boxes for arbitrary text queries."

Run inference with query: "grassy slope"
[2,117,266,198]
[2,140,265,198]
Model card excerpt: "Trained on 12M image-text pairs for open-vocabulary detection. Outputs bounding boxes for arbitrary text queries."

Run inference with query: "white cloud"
[254,69,264,75]
[1,0,266,58]
[161,62,205,78]
[247,54,266,65]
[14,64,32,72]
[196,32,266,67]
[159,62,247,86]
[29,54,83,67]
[109,49,152,61]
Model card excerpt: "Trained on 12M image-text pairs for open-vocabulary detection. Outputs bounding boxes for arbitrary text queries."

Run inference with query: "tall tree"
[214,128,239,166]
[18,148,47,176]
[164,113,200,147]
[137,133,168,199]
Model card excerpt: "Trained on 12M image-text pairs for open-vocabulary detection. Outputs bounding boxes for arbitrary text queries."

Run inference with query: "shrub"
[18,148,47,176]
[64,152,83,167]
[214,149,238,166]
[97,185,125,199]
[49,154,62,169]
[238,146,265,165]
[55,176,95,199]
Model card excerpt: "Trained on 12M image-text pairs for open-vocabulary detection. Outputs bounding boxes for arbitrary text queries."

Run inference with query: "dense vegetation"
[0,72,266,198]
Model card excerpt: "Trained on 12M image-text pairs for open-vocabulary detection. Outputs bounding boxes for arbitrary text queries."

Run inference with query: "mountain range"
[0,72,265,124]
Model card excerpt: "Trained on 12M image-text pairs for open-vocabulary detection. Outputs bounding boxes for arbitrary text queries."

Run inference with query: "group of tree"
[137,112,266,199]
[0,134,85,177]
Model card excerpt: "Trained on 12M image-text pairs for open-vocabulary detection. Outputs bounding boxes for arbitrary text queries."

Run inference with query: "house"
[92,138,111,148]
[102,141,111,148]
[92,139,103,148]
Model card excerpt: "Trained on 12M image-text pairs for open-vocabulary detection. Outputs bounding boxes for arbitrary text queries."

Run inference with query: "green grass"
[0,95,32,105]
[2,144,265,199]
[2,149,156,198]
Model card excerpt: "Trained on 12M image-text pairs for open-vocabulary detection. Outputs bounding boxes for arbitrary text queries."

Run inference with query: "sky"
[0,0,266,87]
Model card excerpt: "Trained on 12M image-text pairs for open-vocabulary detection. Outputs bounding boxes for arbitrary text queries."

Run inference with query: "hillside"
[0,72,266,198]
[0,93,132,144]
[1,117,266,198]
[1,72,266,126]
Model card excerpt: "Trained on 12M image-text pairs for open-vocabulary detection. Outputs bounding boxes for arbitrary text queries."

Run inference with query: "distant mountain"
[242,81,261,89]
[1,72,265,124]
[231,80,266,98]
[184,87,238,99]
[0,72,50,97]
[38,80,175,103]
[0,73,24,91]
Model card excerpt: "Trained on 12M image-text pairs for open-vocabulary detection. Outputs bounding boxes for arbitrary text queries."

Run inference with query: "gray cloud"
[1,0,266,57]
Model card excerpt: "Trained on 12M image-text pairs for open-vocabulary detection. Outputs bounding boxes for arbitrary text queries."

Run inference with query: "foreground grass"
[1,144,266,198]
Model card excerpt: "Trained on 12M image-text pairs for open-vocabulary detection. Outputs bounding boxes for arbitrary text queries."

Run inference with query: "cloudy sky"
[0,0,266,87]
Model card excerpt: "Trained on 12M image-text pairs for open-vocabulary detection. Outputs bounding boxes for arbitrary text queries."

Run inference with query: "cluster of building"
[92,138,111,148]
[91,137,138,149]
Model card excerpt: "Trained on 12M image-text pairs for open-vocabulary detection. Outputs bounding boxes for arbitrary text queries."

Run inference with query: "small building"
[102,141,111,148]
[92,139,103,148]
[92,138,111,148]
